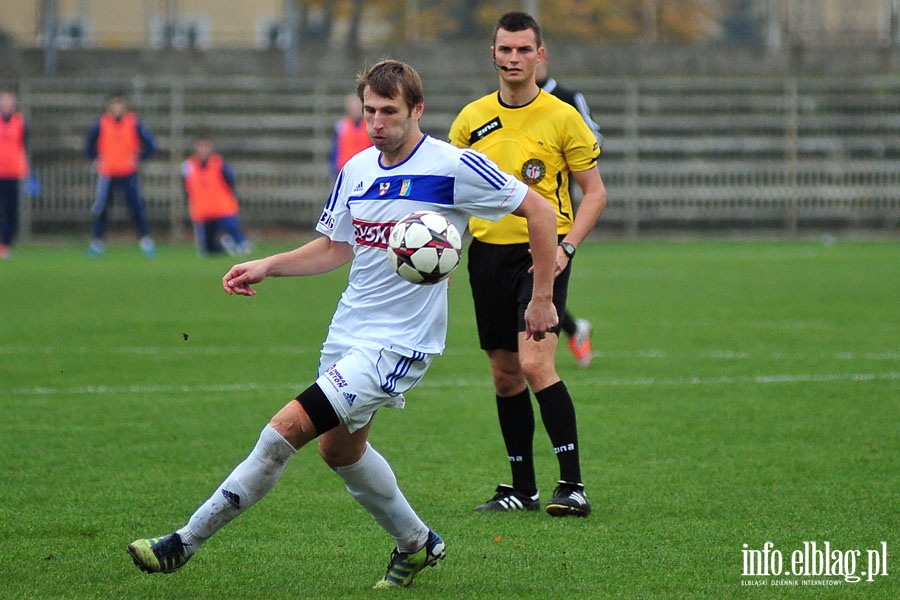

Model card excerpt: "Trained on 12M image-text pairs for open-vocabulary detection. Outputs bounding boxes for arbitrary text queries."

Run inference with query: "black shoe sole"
[545,503,591,517]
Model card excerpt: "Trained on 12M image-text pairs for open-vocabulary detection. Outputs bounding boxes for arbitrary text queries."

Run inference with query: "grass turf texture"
[1,238,897,599]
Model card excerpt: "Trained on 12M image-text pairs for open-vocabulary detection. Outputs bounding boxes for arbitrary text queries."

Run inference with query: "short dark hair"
[494,11,542,47]
[356,59,424,113]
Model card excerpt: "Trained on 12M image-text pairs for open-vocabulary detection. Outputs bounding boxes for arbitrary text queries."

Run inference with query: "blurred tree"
[466,0,719,43]
[721,0,764,44]
[656,0,720,41]
[292,0,333,43]
[346,0,364,51]
[294,0,728,46]
[455,0,483,36]
[0,24,15,49]
[538,0,644,42]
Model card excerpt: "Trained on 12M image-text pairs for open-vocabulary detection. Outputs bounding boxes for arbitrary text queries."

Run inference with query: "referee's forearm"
[566,172,607,246]
[566,193,606,246]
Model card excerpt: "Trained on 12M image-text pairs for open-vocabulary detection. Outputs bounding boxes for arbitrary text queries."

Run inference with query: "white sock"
[333,443,428,553]
[177,425,295,555]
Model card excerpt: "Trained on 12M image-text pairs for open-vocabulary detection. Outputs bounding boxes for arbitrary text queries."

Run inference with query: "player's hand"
[222,260,267,296]
[523,299,558,342]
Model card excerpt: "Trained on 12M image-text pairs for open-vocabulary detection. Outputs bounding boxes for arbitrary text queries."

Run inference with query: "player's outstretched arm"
[513,189,559,341]
[223,236,353,296]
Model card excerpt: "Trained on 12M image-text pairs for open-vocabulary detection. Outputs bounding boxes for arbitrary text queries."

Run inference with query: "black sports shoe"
[474,484,539,512]
[545,481,591,517]
[374,529,446,588]
[127,533,191,573]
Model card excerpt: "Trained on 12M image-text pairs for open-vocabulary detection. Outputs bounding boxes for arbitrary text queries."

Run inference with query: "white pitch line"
[8,372,898,397]
[1,346,898,361]
[11,382,291,396]
[0,345,314,356]
[566,372,900,387]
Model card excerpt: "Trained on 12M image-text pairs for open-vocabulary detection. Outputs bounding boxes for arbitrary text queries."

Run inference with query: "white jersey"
[316,134,528,355]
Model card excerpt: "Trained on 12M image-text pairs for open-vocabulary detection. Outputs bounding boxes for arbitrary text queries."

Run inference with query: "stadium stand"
[4,73,899,239]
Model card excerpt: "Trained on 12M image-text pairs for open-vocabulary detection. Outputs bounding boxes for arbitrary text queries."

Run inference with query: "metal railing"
[8,74,899,239]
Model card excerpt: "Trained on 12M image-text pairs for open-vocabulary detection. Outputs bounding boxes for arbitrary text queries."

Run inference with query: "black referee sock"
[535,380,582,484]
[560,310,577,338]
[496,388,537,496]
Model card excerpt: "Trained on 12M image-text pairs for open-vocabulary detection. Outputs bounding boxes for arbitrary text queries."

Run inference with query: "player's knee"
[318,433,367,468]
[319,444,350,469]
[317,440,344,467]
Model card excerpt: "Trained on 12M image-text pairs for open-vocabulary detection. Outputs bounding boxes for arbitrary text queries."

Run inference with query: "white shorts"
[316,340,433,433]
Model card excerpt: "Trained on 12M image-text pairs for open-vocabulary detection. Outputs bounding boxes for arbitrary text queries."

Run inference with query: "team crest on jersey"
[379,182,391,196]
[521,159,546,184]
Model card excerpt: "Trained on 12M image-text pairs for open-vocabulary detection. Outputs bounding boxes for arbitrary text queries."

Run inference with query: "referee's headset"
[492,54,511,72]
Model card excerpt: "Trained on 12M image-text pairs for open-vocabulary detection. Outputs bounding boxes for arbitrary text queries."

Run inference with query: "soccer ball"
[388,210,462,285]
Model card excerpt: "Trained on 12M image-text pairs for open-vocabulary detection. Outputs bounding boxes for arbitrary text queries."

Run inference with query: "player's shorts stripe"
[382,356,411,393]
[381,352,424,394]
[460,150,506,190]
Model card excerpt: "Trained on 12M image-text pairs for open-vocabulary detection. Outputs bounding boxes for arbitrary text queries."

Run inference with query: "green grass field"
[1,238,897,599]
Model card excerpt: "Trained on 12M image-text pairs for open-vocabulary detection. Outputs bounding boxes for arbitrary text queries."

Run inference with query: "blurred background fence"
[6,73,897,239]
[1,1,898,238]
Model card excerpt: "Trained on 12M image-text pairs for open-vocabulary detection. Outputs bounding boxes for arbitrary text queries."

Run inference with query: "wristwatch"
[559,241,576,259]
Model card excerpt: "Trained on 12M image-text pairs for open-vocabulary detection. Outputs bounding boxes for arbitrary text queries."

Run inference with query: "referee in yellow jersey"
[449,11,607,517]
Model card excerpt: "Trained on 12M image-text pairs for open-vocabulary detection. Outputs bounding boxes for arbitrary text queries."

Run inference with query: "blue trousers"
[193,215,247,255]
[0,178,20,246]
[91,173,151,240]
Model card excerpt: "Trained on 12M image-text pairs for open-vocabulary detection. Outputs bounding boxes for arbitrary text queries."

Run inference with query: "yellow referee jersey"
[449,89,600,245]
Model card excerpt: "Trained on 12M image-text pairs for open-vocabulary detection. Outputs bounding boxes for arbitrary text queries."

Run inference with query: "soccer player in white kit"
[127,59,560,590]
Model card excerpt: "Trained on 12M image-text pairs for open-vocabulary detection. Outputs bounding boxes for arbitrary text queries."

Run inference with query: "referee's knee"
[520,358,558,392]
[489,355,525,396]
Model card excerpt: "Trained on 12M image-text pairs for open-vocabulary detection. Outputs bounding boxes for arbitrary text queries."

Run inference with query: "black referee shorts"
[467,237,570,353]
